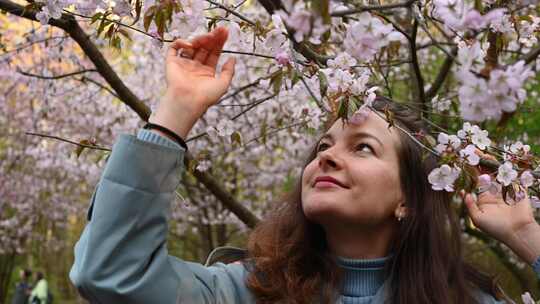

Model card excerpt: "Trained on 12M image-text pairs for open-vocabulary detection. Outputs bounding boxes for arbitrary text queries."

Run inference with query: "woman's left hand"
[463,189,540,264]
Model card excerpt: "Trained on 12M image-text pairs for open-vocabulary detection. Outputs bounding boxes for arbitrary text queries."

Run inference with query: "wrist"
[150,93,206,138]
[507,222,540,264]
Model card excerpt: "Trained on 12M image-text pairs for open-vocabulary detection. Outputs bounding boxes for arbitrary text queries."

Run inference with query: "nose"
[318,147,342,170]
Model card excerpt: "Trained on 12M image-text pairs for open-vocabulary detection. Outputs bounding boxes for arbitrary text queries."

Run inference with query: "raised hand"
[150,26,236,139]
[463,189,540,264]
[165,26,236,109]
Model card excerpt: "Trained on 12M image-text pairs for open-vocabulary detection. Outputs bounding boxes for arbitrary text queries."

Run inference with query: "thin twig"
[231,94,277,120]
[331,0,416,17]
[78,76,120,99]
[1,35,69,55]
[288,43,330,113]
[205,0,255,26]
[25,132,111,152]
[17,68,97,80]
[368,107,439,156]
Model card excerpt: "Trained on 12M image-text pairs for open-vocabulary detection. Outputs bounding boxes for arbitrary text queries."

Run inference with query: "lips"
[313,176,349,188]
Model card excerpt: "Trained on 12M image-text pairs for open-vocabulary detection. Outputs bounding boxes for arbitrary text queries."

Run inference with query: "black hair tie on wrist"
[143,122,188,150]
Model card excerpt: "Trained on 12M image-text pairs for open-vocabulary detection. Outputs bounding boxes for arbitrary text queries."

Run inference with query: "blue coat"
[70,135,540,303]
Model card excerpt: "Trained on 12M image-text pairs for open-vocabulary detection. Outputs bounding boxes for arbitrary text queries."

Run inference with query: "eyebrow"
[319,132,384,147]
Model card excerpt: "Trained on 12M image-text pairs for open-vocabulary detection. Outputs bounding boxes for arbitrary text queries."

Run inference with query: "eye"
[316,142,330,152]
[356,143,374,154]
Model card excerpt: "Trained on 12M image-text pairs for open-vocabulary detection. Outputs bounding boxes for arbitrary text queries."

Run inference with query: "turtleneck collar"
[336,255,392,299]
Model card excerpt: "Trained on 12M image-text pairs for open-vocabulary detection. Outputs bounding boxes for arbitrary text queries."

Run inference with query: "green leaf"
[290,69,301,87]
[143,6,156,32]
[118,28,132,41]
[270,70,283,95]
[318,70,328,99]
[231,131,243,147]
[155,10,166,38]
[106,24,116,39]
[312,0,330,23]
[131,0,143,25]
[260,122,268,145]
[75,139,91,158]
[91,12,103,25]
[112,36,122,49]
[96,20,110,38]
[337,97,349,119]
[349,96,360,113]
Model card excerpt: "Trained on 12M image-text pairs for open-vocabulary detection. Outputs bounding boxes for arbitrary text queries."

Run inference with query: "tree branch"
[1,0,260,228]
[408,18,427,114]
[425,47,457,100]
[331,0,417,17]
[520,44,540,65]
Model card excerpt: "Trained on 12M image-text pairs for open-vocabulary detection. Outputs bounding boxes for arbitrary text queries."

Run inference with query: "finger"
[464,193,482,219]
[193,48,210,64]
[191,33,214,49]
[206,27,229,68]
[476,190,502,206]
[218,57,236,89]
[167,39,193,58]
[190,32,214,64]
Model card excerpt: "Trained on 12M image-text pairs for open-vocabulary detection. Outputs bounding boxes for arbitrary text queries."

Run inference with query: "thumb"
[463,192,481,220]
[218,57,236,89]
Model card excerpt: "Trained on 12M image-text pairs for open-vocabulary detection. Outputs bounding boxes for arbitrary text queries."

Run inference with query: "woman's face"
[301,112,405,228]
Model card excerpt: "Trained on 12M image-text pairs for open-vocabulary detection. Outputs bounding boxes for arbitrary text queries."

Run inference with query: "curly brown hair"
[245,96,506,304]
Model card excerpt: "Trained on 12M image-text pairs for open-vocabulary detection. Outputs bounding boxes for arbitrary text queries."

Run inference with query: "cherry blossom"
[497,162,518,186]
[520,170,535,188]
[435,132,461,154]
[428,164,461,192]
[343,12,403,62]
[459,144,480,166]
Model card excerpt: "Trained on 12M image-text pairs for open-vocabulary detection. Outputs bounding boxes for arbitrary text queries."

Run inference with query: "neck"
[324,220,398,259]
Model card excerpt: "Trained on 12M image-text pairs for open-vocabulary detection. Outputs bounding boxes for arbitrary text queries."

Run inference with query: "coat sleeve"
[69,134,252,304]
[533,256,540,280]
[474,256,540,304]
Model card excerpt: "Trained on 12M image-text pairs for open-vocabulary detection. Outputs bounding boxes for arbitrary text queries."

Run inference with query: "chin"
[301,197,340,223]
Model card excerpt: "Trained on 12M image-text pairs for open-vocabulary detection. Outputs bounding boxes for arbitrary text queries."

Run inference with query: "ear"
[394,201,408,219]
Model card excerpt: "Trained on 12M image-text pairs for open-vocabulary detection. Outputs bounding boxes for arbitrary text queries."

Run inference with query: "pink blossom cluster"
[432,0,506,32]
[428,122,540,208]
[275,0,329,44]
[455,42,534,122]
[343,12,403,62]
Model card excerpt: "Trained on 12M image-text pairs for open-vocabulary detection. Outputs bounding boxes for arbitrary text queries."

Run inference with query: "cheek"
[301,160,317,186]
[350,163,402,206]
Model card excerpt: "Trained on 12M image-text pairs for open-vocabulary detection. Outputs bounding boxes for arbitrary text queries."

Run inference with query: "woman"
[70,26,540,303]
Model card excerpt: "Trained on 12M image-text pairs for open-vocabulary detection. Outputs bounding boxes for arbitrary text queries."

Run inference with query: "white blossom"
[435,133,461,154]
[497,162,518,186]
[459,144,479,166]
[428,164,461,192]
[520,170,534,188]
